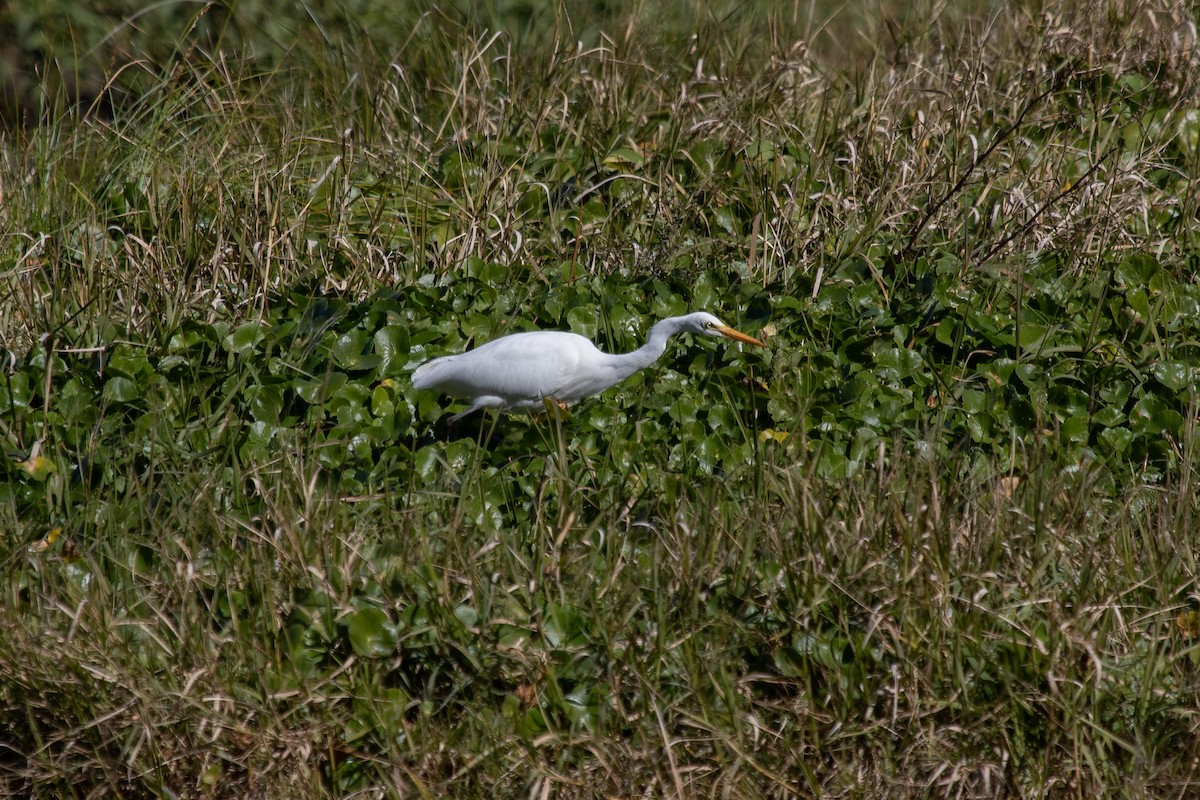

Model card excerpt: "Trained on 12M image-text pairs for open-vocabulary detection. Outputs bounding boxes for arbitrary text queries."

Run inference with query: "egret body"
[412,311,766,422]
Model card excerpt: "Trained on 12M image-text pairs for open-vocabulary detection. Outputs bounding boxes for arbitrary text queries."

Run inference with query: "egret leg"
[448,406,483,425]
[448,395,505,424]
[484,406,502,445]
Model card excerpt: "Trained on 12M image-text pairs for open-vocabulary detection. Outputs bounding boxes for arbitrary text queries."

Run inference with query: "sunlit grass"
[2,0,1200,797]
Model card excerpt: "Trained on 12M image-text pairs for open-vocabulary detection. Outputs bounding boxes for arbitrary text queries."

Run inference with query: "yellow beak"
[715,325,767,348]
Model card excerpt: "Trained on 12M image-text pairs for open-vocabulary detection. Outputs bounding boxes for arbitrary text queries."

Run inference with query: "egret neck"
[597,316,686,383]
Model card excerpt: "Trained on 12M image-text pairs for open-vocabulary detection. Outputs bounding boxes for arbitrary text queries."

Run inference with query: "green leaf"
[224,322,265,355]
[102,376,139,403]
[603,145,645,168]
[1093,405,1125,427]
[454,604,479,628]
[248,383,284,423]
[242,421,279,459]
[374,327,407,377]
[1130,396,1183,436]
[875,347,923,379]
[332,330,371,370]
[1099,426,1134,454]
[1150,361,1192,392]
[743,139,777,163]
[108,348,152,379]
[967,411,992,442]
[168,328,211,352]
[1061,414,1089,444]
[713,206,740,235]
[346,606,398,658]
[60,377,96,424]
[414,446,439,480]
[461,313,494,340]
[370,385,394,417]
[543,603,583,648]
[1178,108,1200,152]
[295,372,348,405]
[520,706,548,737]
[1014,363,1039,387]
[1017,323,1050,351]
[1114,254,1159,287]
[566,306,597,339]
[1008,397,1037,430]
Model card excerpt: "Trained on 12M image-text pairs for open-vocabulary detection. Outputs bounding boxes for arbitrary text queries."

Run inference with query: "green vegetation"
[3,0,1200,796]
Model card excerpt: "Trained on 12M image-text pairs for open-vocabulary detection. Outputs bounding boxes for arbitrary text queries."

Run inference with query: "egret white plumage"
[412,311,766,423]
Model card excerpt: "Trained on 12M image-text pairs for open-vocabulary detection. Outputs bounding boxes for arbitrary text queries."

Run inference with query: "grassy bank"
[2,0,1200,797]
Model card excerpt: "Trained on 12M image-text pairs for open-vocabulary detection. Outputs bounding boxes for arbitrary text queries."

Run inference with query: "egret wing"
[414,331,592,406]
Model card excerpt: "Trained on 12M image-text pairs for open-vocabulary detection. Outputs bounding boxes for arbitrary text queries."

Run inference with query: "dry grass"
[2,1,1200,798]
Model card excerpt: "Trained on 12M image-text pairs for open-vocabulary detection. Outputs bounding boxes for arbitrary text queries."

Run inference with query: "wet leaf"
[346,606,398,658]
[224,322,265,355]
[1150,361,1191,392]
[102,376,139,403]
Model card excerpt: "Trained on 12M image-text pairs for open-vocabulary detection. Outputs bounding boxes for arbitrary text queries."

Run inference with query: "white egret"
[412,311,766,422]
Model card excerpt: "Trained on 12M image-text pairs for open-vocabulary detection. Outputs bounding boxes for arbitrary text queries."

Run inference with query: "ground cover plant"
[2,0,1200,797]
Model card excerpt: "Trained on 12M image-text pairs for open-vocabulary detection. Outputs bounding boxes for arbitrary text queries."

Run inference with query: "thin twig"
[901,78,1061,259]
[971,141,1119,267]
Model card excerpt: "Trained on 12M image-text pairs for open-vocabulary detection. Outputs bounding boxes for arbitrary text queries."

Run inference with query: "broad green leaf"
[1099,426,1134,453]
[18,453,55,480]
[102,376,139,403]
[875,347,923,379]
[346,606,398,658]
[1114,254,1159,287]
[1130,396,1183,435]
[1061,414,1089,444]
[168,329,209,351]
[1008,397,1037,430]
[248,383,284,423]
[373,327,406,377]
[1,372,33,409]
[108,348,152,378]
[1014,364,1039,387]
[332,330,371,369]
[1150,361,1191,392]
[295,372,348,404]
[543,604,583,649]
[413,446,438,480]
[59,378,95,424]
[454,605,479,628]
[603,145,644,168]
[566,306,597,339]
[224,322,265,355]
[713,206,740,235]
[1094,405,1125,427]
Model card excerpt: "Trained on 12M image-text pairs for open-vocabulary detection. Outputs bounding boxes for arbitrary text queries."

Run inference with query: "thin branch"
[971,142,1118,267]
[901,78,1061,259]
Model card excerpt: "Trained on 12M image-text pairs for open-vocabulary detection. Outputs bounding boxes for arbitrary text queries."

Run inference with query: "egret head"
[689,312,767,347]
